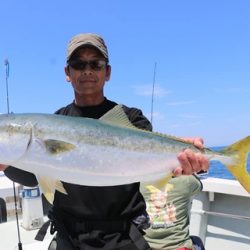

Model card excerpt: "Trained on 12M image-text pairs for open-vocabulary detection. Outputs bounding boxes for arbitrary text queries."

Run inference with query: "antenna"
[4,59,10,114]
[4,59,23,250]
[150,62,157,126]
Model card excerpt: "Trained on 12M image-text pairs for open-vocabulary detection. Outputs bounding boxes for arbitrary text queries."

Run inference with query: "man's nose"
[81,64,93,74]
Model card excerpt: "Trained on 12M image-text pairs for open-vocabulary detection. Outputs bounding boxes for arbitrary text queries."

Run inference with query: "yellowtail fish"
[0,105,250,203]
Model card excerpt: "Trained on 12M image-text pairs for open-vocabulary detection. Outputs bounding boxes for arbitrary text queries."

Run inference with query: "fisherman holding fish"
[0,33,209,250]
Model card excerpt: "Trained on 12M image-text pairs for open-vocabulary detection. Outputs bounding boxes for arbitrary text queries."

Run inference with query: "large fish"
[0,105,250,203]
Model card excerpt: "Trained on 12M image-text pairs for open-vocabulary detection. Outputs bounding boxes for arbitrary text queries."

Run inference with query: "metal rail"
[192,209,250,221]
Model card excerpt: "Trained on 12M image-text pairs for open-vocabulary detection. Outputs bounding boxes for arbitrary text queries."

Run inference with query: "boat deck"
[0,217,53,250]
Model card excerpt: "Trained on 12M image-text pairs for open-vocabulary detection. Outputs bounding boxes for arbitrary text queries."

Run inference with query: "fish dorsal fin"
[100,105,195,145]
[37,175,67,204]
[99,104,138,129]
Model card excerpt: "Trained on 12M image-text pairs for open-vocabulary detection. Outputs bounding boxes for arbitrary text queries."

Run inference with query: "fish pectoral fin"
[44,139,75,155]
[99,104,139,129]
[37,175,67,204]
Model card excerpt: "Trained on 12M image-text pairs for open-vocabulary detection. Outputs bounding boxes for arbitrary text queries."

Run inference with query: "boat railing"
[192,209,250,221]
[0,197,7,222]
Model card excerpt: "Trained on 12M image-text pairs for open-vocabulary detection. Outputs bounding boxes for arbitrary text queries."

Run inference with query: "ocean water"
[208,146,250,180]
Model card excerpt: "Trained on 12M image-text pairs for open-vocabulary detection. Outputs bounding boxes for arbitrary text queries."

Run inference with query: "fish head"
[0,116,31,165]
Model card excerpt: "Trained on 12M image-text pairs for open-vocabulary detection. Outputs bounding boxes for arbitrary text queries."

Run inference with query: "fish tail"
[220,136,250,193]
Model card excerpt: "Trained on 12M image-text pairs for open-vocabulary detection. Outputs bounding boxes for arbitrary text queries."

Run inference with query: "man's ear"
[105,65,111,81]
[65,66,71,82]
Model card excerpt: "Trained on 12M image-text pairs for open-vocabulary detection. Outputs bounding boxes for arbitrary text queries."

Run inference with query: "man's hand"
[0,164,8,171]
[173,137,209,176]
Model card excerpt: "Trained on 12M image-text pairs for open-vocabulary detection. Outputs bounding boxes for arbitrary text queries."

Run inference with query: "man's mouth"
[79,79,96,84]
[79,77,97,83]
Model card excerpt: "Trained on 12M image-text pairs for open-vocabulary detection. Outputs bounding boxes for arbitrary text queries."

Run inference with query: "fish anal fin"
[141,174,172,194]
[37,175,67,204]
[153,174,172,191]
[55,180,67,195]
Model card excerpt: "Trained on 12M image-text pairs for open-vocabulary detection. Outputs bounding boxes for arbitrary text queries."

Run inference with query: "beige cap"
[67,33,109,62]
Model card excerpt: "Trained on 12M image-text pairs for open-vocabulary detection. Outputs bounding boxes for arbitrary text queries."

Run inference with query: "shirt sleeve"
[4,166,38,187]
[122,105,153,131]
[189,174,203,196]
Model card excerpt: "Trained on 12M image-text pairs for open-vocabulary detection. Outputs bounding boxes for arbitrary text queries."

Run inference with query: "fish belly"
[15,144,179,186]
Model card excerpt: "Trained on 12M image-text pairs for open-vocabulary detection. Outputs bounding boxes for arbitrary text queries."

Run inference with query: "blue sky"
[0,0,250,147]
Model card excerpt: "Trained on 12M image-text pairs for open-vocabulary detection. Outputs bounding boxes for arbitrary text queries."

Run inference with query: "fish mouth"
[0,123,33,165]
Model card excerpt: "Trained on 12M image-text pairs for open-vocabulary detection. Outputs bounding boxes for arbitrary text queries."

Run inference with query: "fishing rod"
[4,59,10,114]
[4,59,23,250]
[150,62,157,127]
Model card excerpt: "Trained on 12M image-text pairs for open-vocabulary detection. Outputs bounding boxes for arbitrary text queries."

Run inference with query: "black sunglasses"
[68,59,107,71]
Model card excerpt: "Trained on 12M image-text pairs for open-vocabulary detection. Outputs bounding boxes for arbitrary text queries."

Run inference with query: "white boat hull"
[190,178,250,250]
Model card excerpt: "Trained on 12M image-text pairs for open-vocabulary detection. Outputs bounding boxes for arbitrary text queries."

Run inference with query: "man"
[142,174,205,250]
[0,33,208,250]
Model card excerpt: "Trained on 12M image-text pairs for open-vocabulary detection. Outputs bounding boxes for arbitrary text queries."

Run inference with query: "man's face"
[65,47,111,98]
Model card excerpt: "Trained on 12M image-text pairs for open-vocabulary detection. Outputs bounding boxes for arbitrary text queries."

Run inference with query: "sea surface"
[208,146,250,180]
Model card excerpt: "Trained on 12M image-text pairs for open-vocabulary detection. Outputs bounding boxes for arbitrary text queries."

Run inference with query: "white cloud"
[168,121,200,128]
[147,111,166,121]
[177,113,201,119]
[187,121,201,126]
[144,111,166,126]
[166,100,196,106]
[132,84,170,97]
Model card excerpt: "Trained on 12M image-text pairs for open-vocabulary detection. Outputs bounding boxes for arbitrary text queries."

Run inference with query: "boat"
[1,173,250,249]
[190,177,250,250]
[0,174,53,250]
